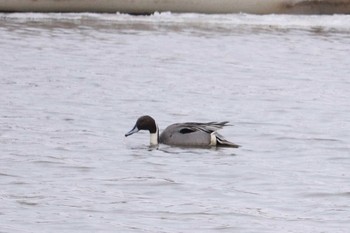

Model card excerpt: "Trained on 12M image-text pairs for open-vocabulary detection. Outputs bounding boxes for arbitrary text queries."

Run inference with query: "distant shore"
[0,0,350,14]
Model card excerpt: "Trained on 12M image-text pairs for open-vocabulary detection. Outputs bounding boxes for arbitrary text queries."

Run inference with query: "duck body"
[125,115,239,148]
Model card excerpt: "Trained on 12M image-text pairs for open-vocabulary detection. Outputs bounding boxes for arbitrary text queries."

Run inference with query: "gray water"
[1,13,350,233]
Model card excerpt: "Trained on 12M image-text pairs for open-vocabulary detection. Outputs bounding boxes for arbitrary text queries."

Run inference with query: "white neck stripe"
[150,125,159,145]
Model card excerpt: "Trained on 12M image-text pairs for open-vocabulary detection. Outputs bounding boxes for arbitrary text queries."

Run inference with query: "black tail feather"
[216,134,240,148]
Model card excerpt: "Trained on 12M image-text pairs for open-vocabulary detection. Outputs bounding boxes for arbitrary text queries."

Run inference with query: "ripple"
[32,160,65,165]
[303,192,350,198]
[0,172,19,178]
[102,176,178,185]
[16,200,40,206]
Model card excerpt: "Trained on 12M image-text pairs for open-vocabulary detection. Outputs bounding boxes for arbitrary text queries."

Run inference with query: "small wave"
[275,136,343,143]
[0,172,19,177]
[303,191,350,198]
[32,160,65,165]
[102,176,178,186]
[16,200,39,206]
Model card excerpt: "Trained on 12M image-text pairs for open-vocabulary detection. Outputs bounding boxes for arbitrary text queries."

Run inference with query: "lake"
[1,13,350,233]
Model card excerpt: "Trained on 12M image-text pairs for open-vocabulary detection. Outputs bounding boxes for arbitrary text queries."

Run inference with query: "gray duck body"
[125,115,239,148]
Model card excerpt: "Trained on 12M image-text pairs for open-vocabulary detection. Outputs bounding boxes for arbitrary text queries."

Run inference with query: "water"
[1,13,350,233]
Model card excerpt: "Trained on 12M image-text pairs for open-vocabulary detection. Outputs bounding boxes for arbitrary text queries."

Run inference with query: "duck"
[125,115,239,148]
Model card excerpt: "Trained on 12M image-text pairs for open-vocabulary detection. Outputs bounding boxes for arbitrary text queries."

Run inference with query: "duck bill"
[125,125,139,137]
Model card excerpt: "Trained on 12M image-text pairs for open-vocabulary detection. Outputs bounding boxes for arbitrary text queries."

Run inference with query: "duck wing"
[159,122,233,147]
[178,121,231,133]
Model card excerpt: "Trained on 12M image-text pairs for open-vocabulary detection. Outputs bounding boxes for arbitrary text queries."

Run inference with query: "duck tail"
[216,133,240,148]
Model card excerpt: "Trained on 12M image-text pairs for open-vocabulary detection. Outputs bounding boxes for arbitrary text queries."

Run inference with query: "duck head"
[125,115,159,145]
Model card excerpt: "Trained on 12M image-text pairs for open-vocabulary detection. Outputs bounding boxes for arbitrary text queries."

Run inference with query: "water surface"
[1,13,350,233]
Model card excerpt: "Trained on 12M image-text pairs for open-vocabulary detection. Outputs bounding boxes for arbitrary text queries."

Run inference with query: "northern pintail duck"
[125,115,239,148]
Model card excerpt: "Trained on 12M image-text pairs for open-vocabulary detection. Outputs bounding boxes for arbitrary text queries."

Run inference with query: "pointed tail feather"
[216,134,240,148]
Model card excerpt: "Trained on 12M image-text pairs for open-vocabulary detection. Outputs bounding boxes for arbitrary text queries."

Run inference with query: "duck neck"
[150,125,159,146]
